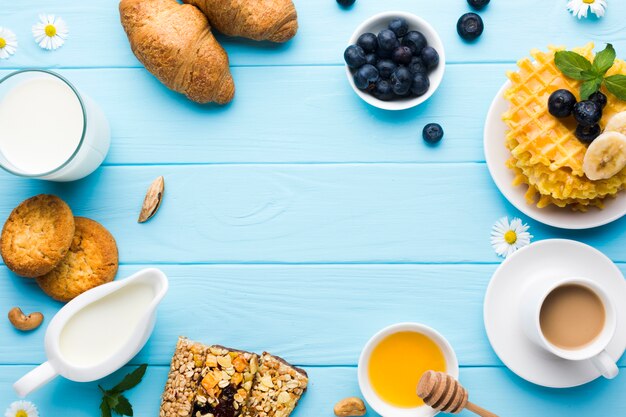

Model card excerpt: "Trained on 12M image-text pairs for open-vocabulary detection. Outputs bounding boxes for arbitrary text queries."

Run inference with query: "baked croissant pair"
[119,0,298,104]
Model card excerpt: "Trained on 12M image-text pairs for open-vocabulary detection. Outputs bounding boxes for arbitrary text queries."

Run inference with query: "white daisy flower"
[4,401,39,417]
[491,217,533,258]
[32,14,68,50]
[567,0,607,19]
[0,27,17,59]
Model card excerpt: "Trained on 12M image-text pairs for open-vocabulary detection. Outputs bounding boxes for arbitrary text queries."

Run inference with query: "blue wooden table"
[2,1,626,416]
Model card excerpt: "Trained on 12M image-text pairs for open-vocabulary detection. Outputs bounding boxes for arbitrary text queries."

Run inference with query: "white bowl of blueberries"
[344,11,445,111]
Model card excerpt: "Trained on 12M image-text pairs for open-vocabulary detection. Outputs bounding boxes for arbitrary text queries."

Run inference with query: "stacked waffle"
[503,44,626,210]
[159,338,308,417]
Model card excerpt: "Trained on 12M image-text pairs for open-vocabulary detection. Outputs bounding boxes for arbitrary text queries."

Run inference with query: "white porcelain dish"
[483,239,626,388]
[14,268,169,397]
[484,81,626,229]
[346,11,445,111]
[358,322,458,417]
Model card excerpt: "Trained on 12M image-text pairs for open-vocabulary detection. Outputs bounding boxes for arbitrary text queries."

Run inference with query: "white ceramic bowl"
[346,11,446,111]
[358,322,459,417]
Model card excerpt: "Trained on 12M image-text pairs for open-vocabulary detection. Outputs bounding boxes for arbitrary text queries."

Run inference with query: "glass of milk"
[0,70,110,181]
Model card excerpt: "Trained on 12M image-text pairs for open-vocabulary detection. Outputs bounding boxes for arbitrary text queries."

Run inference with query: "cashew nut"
[334,397,366,417]
[8,307,44,331]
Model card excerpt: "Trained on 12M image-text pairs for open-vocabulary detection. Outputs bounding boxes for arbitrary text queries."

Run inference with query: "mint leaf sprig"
[554,44,626,101]
[99,364,148,417]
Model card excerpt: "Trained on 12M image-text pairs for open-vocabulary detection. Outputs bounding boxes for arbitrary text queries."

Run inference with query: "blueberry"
[357,33,378,53]
[336,0,356,7]
[344,45,366,68]
[402,31,427,55]
[423,123,444,144]
[373,79,395,101]
[378,29,399,52]
[589,91,608,109]
[411,73,430,96]
[467,0,490,10]
[388,18,409,37]
[573,100,602,127]
[377,47,393,59]
[408,56,427,74]
[575,124,601,144]
[354,64,379,90]
[376,59,397,79]
[392,46,413,65]
[365,53,378,66]
[421,46,439,70]
[390,67,412,96]
[548,89,577,118]
[457,13,484,41]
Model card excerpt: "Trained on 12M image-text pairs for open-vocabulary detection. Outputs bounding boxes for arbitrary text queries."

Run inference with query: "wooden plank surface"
[3,0,626,68]
[1,365,625,417]
[2,264,626,367]
[2,1,626,416]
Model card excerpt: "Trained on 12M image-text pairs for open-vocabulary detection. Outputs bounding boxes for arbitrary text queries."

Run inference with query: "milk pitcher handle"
[14,361,58,397]
[591,350,619,380]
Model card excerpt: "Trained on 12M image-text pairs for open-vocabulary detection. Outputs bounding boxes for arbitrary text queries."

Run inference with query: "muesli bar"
[243,353,308,417]
[160,337,209,417]
[192,345,260,417]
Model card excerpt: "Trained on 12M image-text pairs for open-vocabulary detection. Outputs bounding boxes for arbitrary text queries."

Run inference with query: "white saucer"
[484,81,626,229]
[484,239,626,388]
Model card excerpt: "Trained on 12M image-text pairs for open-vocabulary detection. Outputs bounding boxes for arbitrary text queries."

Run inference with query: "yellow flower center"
[0,38,6,49]
[583,0,595,3]
[504,230,517,245]
[16,410,28,417]
[44,24,57,37]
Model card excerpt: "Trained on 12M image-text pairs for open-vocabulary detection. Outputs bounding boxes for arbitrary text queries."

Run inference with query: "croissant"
[119,0,235,104]
[182,0,298,43]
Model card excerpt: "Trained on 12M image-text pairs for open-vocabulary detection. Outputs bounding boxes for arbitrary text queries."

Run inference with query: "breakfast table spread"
[2,1,626,416]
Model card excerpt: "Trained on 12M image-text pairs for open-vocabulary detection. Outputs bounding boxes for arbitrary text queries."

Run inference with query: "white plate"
[484,239,626,388]
[484,81,626,229]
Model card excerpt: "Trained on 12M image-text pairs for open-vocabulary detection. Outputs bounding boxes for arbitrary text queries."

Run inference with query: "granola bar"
[242,353,308,417]
[193,346,260,417]
[160,337,209,417]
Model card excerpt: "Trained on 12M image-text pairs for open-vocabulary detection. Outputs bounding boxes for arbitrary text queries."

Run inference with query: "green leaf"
[581,77,603,100]
[555,50,594,80]
[105,394,120,410]
[581,70,600,81]
[605,74,626,101]
[113,395,134,416]
[100,399,112,417]
[112,364,148,393]
[593,43,616,76]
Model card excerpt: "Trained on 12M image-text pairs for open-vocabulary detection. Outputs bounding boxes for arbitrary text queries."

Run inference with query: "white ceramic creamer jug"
[14,268,168,397]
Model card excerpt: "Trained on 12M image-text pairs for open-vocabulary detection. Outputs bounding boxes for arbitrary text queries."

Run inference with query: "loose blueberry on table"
[457,13,484,41]
[467,0,490,10]
[336,0,356,7]
[344,17,440,102]
[423,123,444,144]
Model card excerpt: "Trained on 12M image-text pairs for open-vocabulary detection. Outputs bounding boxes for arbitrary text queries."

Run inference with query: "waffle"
[502,43,626,209]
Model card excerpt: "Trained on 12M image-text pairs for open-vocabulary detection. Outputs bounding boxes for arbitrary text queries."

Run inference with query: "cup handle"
[13,361,59,397]
[591,350,619,380]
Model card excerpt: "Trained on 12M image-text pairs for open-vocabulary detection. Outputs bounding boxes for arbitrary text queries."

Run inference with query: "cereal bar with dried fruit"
[242,353,308,417]
[160,337,209,417]
[193,345,260,417]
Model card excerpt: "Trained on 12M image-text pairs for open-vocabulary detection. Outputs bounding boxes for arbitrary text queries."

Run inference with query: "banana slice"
[605,111,626,135]
[583,131,626,180]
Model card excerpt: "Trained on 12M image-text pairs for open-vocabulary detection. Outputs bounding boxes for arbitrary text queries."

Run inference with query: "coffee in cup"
[539,284,606,350]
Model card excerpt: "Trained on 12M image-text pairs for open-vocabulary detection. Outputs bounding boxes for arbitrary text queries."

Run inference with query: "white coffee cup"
[520,277,618,379]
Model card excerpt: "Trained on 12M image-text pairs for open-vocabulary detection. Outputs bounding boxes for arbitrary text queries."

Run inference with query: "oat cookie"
[1,194,75,278]
[36,217,118,302]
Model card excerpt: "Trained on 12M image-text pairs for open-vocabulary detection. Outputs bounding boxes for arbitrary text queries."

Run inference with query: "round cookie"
[36,217,118,302]
[1,194,75,278]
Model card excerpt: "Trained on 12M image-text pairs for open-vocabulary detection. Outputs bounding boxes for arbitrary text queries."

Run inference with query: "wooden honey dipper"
[417,371,499,417]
